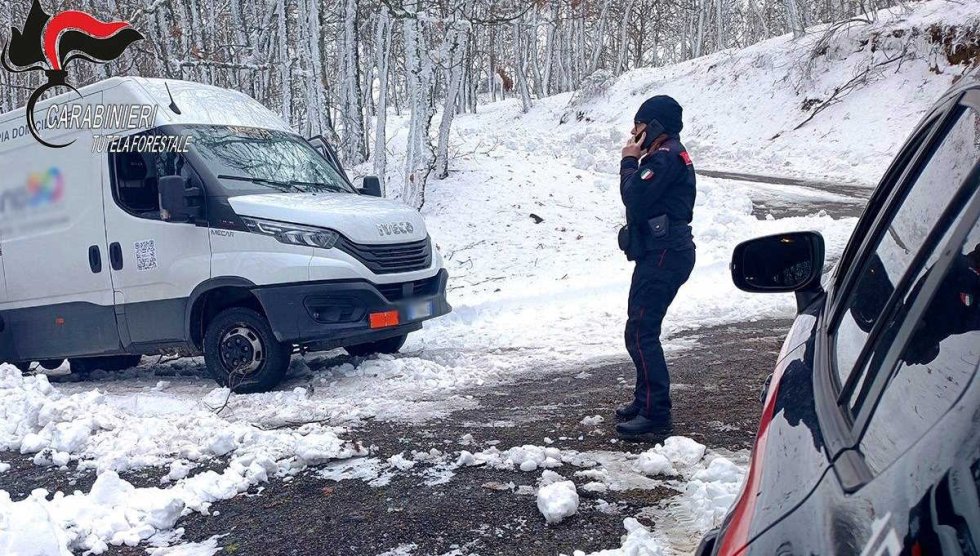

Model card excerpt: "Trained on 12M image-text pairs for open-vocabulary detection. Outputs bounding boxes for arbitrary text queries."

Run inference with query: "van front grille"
[375,274,442,301]
[336,236,432,275]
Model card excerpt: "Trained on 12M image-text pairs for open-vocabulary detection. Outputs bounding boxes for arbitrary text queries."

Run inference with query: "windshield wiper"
[217,175,346,194]
[217,174,303,193]
[284,179,348,193]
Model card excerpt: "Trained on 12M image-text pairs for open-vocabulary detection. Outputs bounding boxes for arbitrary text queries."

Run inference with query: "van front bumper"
[251,269,451,347]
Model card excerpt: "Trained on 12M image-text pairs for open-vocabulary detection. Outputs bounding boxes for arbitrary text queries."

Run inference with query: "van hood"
[228,192,428,245]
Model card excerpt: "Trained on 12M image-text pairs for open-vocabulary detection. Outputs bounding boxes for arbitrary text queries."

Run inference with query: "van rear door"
[0,93,119,360]
[102,134,211,348]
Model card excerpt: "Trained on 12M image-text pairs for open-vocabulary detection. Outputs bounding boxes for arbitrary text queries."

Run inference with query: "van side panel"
[0,228,7,361]
[0,92,120,360]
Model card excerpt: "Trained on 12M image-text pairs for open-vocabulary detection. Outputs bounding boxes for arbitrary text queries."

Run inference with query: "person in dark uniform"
[615,95,697,437]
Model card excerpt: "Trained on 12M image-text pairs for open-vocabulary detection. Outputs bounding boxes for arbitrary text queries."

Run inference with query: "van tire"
[70,355,143,374]
[345,334,408,357]
[203,307,290,393]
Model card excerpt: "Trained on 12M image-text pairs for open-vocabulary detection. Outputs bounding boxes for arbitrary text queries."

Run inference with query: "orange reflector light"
[369,310,400,329]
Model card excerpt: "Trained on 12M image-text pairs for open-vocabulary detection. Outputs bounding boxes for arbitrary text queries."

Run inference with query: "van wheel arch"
[187,279,264,350]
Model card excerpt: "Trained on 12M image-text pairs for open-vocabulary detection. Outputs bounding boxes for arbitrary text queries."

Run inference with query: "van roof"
[0,76,292,133]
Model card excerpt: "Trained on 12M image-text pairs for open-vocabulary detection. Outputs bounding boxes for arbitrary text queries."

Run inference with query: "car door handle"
[109,242,123,271]
[88,245,102,273]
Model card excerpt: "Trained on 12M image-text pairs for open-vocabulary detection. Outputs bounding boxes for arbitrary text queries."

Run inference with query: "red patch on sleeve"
[679,151,693,166]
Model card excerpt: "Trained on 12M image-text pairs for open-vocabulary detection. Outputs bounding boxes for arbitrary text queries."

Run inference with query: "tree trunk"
[373,10,392,182]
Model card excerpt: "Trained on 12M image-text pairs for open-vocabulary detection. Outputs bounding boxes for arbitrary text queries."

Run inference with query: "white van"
[0,77,450,392]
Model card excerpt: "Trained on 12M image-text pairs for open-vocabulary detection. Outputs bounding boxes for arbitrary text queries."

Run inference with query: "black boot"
[616,414,672,438]
[615,401,642,421]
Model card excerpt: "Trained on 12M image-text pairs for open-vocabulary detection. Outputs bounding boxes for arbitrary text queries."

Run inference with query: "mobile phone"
[637,118,666,151]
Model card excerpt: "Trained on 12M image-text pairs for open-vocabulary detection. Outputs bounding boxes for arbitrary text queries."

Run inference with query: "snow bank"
[0,368,365,553]
[456,444,595,473]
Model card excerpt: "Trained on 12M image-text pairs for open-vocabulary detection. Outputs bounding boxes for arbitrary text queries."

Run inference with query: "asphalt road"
[699,169,871,219]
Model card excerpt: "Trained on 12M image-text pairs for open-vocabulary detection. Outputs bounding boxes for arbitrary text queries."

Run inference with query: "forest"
[1,0,904,206]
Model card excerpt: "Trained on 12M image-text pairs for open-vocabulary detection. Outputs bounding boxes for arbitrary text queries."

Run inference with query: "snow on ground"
[3,1,977,553]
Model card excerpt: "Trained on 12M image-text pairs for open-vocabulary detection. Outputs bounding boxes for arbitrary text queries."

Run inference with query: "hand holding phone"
[623,131,647,159]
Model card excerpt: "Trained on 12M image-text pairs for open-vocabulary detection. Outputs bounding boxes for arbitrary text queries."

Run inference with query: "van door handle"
[109,242,123,271]
[88,245,102,273]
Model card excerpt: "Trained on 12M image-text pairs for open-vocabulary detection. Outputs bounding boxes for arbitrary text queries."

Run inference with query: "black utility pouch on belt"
[647,214,669,239]
[618,225,635,261]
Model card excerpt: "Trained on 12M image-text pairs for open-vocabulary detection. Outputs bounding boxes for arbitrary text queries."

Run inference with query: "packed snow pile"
[571,438,747,555]
[572,518,670,556]
[537,477,580,525]
[456,444,589,472]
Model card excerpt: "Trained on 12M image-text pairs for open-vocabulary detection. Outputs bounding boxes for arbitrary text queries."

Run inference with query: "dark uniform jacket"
[619,136,697,258]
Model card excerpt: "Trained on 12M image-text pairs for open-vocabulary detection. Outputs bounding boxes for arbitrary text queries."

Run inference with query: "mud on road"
[0,318,791,556]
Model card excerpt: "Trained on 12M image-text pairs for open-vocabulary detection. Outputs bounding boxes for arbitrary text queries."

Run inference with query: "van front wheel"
[345,334,408,357]
[203,307,290,393]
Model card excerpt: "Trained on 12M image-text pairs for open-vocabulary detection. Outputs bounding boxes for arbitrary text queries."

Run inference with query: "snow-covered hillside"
[1,1,977,554]
[436,0,978,187]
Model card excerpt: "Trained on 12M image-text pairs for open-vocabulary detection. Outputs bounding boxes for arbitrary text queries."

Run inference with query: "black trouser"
[625,248,695,419]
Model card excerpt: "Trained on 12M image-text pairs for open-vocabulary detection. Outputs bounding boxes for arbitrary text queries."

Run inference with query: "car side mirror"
[159,176,203,223]
[360,175,384,198]
[731,231,825,312]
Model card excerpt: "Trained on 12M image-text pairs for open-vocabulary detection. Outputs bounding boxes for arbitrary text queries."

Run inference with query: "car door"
[741,90,980,555]
[711,91,969,556]
[0,92,119,360]
[845,191,980,555]
[102,132,212,348]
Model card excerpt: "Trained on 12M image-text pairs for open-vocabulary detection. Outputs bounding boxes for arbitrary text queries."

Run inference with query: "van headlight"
[241,217,339,249]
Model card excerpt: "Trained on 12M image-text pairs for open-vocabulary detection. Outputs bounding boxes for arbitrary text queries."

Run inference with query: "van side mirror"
[360,175,384,198]
[159,176,203,223]
[731,231,825,311]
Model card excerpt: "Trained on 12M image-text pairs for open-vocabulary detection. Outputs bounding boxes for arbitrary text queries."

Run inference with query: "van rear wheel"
[203,307,290,393]
[345,334,408,357]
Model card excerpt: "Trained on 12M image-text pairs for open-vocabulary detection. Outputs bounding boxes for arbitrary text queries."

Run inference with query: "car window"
[833,105,980,398]
[859,213,980,474]
[829,114,939,299]
[111,142,200,221]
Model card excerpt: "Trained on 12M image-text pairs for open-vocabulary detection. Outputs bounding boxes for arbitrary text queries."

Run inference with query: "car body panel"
[714,304,832,554]
[707,76,980,556]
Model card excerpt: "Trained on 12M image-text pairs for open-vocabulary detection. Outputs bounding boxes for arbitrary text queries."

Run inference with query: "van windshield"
[185,126,355,195]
